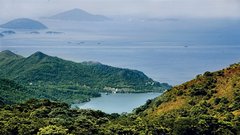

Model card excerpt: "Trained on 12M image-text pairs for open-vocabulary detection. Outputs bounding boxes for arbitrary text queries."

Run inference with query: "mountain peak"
[0,50,22,58]
[33,51,47,56]
[48,8,109,21]
[0,18,48,29]
[28,51,48,60]
[1,50,16,55]
[69,8,88,13]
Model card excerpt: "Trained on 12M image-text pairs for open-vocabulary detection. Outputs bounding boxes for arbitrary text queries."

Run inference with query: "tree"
[37,125,70,135]
[173,117,197,135]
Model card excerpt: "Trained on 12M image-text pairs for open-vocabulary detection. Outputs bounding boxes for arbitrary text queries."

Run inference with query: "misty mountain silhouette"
[0,18,47,29]
[47,8,110,21]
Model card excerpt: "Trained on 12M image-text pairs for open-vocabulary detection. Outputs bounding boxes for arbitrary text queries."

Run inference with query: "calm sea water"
[72,93,161,114]
[1,36,239,85]
[1,19,240,113]
[1,20,240,85]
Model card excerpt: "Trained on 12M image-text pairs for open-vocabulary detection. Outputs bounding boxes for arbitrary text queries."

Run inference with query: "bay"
[71,93,162,114]
[1,19,240,113]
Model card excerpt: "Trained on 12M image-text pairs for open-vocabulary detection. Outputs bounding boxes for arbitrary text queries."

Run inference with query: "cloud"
[0,0,240,20]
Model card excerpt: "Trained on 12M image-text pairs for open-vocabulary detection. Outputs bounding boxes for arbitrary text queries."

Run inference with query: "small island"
[47,8,110,21]
[46,31,62,34]
[1,30,16,35]
[30,31,40,34]
[0,18,48,30]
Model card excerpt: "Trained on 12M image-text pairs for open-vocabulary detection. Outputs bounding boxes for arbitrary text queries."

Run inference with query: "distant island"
[1,30,16,35]
[46,31,63,34]
[0,18,47,29]
[47,8,110,21]
[30,31,40,34]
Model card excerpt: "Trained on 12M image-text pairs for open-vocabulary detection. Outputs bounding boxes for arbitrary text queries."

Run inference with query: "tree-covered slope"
[0,78,35,104]
[140,63,240,116]
[115,63,240,134]
[0,99,116,134]
[1,63,240,134]
[0,50,170,92]
[0,50,170,104]
[0,78,101,104]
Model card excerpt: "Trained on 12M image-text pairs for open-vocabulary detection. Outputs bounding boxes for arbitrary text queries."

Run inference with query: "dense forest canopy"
[0,63,239,134]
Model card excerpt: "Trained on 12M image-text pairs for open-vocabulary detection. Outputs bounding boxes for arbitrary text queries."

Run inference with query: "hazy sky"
[1,0,240,20]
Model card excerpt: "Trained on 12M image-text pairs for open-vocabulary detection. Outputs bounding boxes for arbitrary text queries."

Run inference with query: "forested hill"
[1,63,239,134]
[0,50,170,92]
[0,78,32,104]
[128,62,240,134]
[139,63,240,116]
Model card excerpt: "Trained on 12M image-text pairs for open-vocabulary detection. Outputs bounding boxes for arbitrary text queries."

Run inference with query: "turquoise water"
[72,93,161,114]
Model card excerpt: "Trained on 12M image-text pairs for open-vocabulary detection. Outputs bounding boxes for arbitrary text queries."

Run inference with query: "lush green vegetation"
[0,50,170,91]
[0,78,101,104]
[0,50,170,103]
[2,50,239,134]
[0,99,118,134]
[1,63,240,134]
[0,78,35,104]
[129,62,240,134]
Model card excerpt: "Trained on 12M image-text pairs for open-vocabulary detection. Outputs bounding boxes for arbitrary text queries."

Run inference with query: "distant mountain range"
[47,8,110,21]
[0,18,47,29]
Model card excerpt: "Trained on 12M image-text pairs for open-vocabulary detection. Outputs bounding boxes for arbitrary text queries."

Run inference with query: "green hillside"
[0,78,102,104]
[0,99,115,134]
[0,64,240,135]
[0,78,35,104]
[0,63,239,134]
[0,50,170,92]
[110,62,240,134]
[140,63,240,116]
[0,50,170,103]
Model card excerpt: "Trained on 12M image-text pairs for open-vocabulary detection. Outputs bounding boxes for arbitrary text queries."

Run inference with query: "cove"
[72,93,162,114]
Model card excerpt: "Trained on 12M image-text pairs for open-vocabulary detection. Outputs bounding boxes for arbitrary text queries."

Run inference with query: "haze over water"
[1,18,240,85]
[1,0,240,85]
[1,0,240,114]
